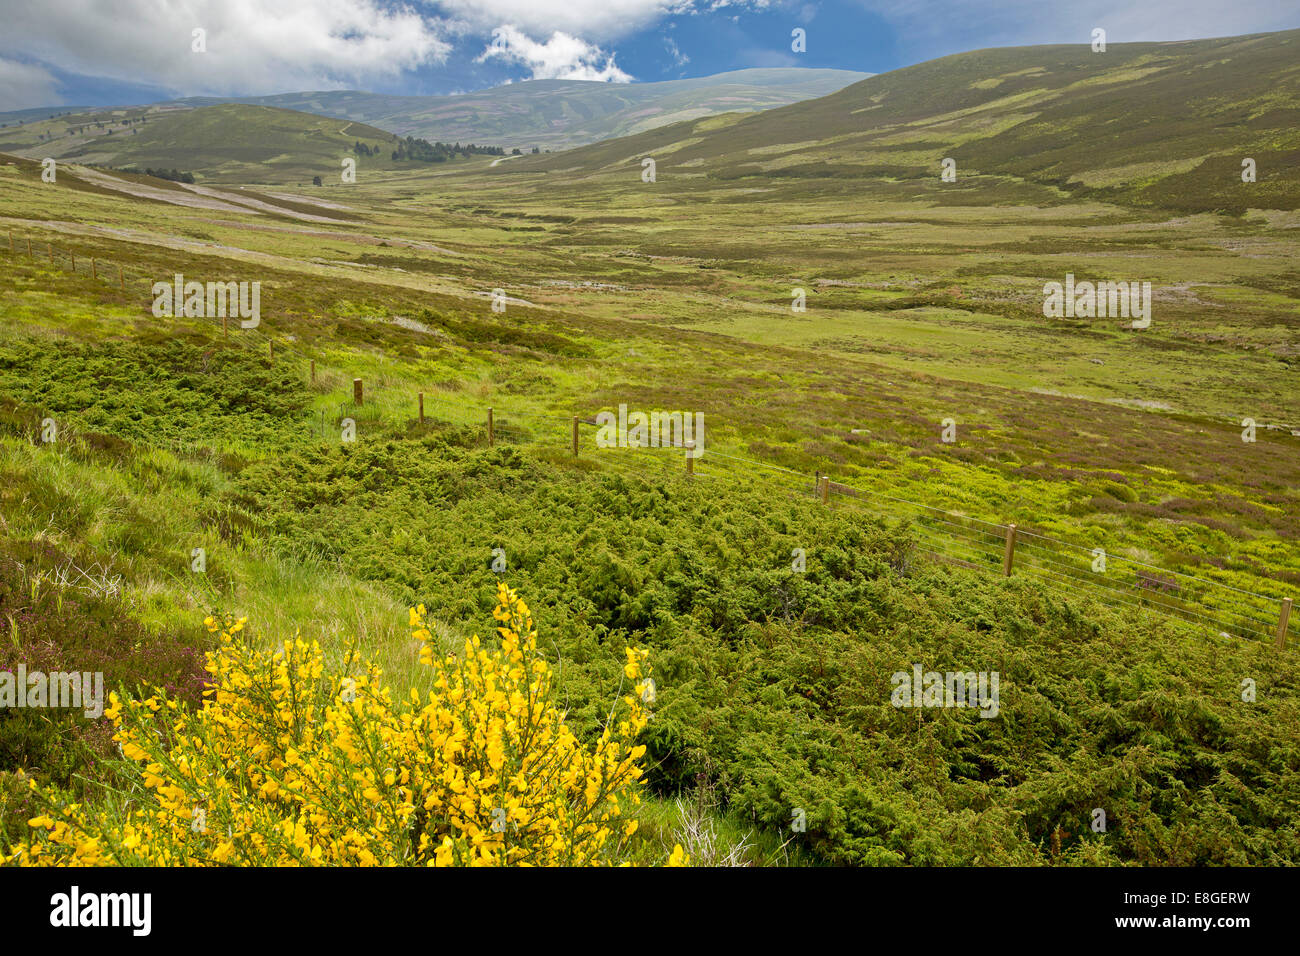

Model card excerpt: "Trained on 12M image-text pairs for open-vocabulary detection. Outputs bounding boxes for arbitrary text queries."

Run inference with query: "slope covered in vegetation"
[529,29,1300,213]
[0,327,1295,865]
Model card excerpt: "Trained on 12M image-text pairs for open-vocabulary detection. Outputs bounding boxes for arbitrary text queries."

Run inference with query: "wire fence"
[4,229,1295,650]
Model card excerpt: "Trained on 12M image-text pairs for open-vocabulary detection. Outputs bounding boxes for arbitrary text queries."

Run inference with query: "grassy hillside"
[526,30,1300,213]
[0,104,497,184]
[0,106,90,128]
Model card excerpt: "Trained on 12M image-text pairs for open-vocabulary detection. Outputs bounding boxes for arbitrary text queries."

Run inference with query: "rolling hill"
[520,30,1300,213]
[0,103,498,183]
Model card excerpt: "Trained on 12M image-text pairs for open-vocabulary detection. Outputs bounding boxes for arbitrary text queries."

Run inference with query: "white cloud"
[0,0,450,98]
[0,57,60,110]
[439,0,699,42]
[665,37,690,66]
[478,27,633,82]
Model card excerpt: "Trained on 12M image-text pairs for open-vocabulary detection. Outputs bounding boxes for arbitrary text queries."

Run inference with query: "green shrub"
[222,438,1300,864]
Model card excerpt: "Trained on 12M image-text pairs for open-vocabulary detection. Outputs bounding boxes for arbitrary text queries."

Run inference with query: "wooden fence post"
[818,475,830,504]
[119,266,125,290]
[572,416,579,456]
[487,407,494,446]
[685,441,695,476]
[1003,523,1018,577]
[6,231,11,253]
[223,315,228,336]
[418,392,425,424]
[70,254,75,271]
[310,360,315,383]
[26,238,32,256]
[353,379,363,406]
[91,258,97,280]
[268,341,274,365]
[1277,597,1293,650]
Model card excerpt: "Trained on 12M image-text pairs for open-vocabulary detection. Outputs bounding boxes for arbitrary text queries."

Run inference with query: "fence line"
[3,230,1294,649]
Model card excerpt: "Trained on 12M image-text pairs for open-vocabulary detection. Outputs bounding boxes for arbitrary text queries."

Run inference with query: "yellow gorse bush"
[3,583,685,867]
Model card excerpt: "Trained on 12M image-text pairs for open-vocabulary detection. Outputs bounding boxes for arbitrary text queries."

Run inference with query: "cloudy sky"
[1,0,1297,110]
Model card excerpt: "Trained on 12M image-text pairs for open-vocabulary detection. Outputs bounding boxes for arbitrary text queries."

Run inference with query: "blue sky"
[1,0,1298,110]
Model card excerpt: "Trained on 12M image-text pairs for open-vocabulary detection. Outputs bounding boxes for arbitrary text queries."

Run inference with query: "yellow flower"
[10,584,660,868]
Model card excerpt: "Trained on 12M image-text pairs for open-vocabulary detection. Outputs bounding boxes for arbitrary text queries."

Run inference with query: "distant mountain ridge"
[0,68,868,150]
[0,68,870,177]
[0,67,869,184]
[158,69,871,151]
